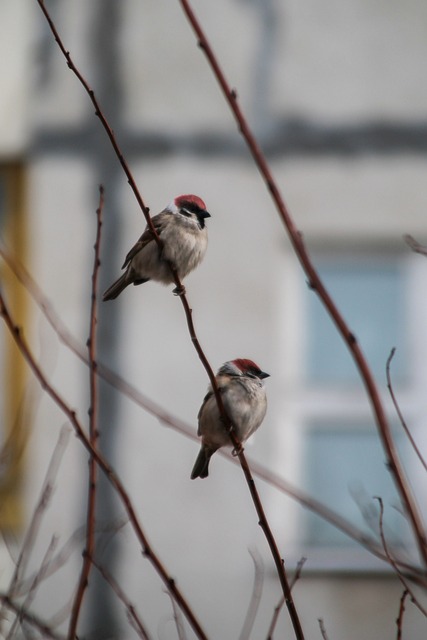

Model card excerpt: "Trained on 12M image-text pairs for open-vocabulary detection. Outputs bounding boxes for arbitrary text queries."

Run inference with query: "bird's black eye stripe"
[180,203,202,217]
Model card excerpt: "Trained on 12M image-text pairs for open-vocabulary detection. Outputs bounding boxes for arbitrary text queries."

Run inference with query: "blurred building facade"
[1,0,427,638]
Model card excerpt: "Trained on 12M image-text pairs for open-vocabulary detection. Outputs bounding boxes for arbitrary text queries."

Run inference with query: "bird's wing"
[197,386,227,436]
[121,213,169,269]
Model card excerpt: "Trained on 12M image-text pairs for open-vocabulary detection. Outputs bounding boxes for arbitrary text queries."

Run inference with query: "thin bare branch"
[0,426,70,638]
[164,588,188,640]
[0,594,65,640]
[91,557,151,640]
[318,618,330,640]
[11,526,86,600]
[266,557,306,640]
[386,348,427,472]
[230,444,304,638]
[374,496,427,617]
[404,234,427,257]
[290,557,307,591]
[68,185,104,638]
[178,0,427,574]
[239,548,264,640]
[0,294,208,640]
[396,589,409,640]
[6,536,59,639]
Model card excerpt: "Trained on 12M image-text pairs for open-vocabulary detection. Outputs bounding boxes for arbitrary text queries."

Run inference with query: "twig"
[318,618,329,640]
[0,426,70,638]
[91,556,151,640]
[0,426,70,637]
[0,295,208,640]
[0,594,65,640]
[404,234,427,257]
[12,522,123,605]
[396,589,409,640]
[239,548,264,640]
[11,528,86,601]
[164,588,188,640]
[178,0,427,573]
[35,2,149,229]
[266,557,306,640]
[374,496,427,617]
[6,536,59,639]
[290,557,307,591]
[68,186,104,638]
[224,438,304,638]
[386,348,427,472]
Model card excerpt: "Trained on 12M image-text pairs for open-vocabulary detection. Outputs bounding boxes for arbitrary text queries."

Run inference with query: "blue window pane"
[302,426,407,548]
[306,261,406,384]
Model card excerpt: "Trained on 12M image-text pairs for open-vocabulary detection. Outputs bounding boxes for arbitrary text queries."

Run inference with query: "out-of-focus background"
[1,0,427,637]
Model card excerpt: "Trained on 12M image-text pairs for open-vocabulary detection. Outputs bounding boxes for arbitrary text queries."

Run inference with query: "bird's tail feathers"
[191,445,216,479]
[102,273,129,301]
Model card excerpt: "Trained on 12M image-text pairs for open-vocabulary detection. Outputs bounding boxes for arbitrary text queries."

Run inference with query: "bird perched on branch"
[191,359,269,479]
[103,194,211,300]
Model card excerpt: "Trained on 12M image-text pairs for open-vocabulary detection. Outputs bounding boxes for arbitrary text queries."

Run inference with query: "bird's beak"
[259,371,270,379]
[200,210,211,219]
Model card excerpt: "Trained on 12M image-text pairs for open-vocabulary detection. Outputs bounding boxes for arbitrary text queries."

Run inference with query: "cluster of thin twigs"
[0,0,426,638]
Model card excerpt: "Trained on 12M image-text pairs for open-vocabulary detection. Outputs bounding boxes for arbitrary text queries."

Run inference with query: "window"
[306,259,407,385]
[0,163,28,531]
[298,250,415,566]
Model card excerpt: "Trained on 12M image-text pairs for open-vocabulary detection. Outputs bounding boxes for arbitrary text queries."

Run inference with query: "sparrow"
[103,194,211,300]
[191,358,269,479]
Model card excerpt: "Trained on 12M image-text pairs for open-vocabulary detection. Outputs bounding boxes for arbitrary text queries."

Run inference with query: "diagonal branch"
[396,589,409,640]
[375,497,427,618]
[266,557,306,640]
[0,594,66,640]
[239,548,264,640]
[90,556,152,640]
[404,234,427,257]
[0,426,69,633]
[386,348,427,473]
[178,0,427,571]
[318,618,330,640]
